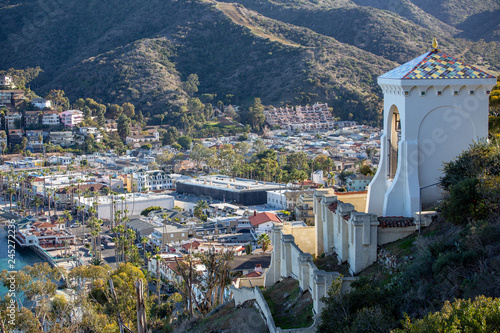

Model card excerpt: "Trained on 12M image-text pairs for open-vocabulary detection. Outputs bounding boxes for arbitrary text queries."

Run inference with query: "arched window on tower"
[388,107,401,180]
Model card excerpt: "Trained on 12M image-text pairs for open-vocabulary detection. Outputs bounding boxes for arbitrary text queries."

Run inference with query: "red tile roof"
[377,216,415,228]
[244,271,263,278]
[33,222,57,229]
[248,212,282,227]
[55,183,106,194]
[328,202,338,213]
[182,241,201,250]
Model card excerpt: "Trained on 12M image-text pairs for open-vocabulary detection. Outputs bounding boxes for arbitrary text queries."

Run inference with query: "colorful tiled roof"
[380,50,496,80]
[377,216,415,228]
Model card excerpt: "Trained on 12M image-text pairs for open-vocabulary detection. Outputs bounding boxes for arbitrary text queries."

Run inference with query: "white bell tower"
[366,40,497,217]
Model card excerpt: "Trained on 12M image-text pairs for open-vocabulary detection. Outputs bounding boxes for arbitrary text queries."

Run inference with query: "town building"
[0,90,24,110]
[132,170,174,192]
[248,212,282,235]
[32,98,52,110]
[294,192,314,225]
[177,175,282,205]
[266,189,294,210]
[149,224,190,248]
[79,127,103,142]
[42,111,60,126]
[49,131,74,148]
[346,175,373,192]
[15,220,76,251]
[125,215,163,242]
[77,192,175,220]
[0,76,13,88]
[26,130,44,152]
[24,111,41,127]
[311,170,324,185]
[8,129,24,146]
[5,112,22,129]
[55,183,107,208]
[264,103,334,131]
[60,110,83,127]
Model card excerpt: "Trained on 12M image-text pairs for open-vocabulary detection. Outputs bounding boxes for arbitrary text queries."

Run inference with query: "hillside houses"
[42,111,60,126]
[0,90,24,111]
[264,103,335,131]
[31,98,52,110]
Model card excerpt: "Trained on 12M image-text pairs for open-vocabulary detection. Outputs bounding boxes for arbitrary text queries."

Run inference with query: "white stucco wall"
[367,76,496,217]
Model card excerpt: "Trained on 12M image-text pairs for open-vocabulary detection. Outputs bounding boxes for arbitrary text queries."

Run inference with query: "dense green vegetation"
[396,296,500,332]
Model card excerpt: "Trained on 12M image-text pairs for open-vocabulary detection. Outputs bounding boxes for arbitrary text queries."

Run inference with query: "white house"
[346,175,373,192]
[42,111,60,126]
[248,212,282,235]
[266,190,294,210]
[311,170,324,185]
[60,110,83,127]
[32,98,52,110]
[77,192,175,220]
[132,170,174,192]
[366,42,497,217]
[0,76,13,88]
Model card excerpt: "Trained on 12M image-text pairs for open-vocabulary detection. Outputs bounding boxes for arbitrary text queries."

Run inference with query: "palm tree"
[257,233,271,253]
[64,210,73,227]
[53,195,59,217]
[46,188,53,217]
[141,236,148,265]
[6,187,15,211]
[194,200,209,218]
[31,196,43,216]
[145,251,152,270]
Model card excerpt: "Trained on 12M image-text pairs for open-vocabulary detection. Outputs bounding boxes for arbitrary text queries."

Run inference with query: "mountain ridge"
[0,0,497,125]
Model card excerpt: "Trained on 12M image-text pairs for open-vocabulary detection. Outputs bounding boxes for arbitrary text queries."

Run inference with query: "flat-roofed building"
[126,215,163,242]
[42,111,60,126]
[176,175,283,205]
[77,192,175,220]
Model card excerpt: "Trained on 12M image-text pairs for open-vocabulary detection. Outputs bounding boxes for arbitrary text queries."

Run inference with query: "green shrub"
[141,206,162,216]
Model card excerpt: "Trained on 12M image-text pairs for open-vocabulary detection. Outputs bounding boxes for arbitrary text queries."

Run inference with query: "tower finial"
[432,37,439,50]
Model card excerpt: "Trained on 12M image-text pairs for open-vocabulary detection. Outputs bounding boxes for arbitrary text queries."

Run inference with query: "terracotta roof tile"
[248,212,282,227]
[328,202,338,213]
[244,271,263,278]
[377,216,415,228]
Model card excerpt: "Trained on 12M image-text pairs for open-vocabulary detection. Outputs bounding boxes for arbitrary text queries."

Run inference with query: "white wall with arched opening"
[417,105,476,207]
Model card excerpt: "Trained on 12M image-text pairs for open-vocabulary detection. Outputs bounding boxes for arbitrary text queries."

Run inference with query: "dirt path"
[215,1,302,47]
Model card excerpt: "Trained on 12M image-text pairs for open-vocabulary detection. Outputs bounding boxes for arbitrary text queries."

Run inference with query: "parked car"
[70,224,79,228]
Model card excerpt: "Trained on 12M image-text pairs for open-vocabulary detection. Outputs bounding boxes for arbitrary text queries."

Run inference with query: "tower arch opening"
[388,106,401,180]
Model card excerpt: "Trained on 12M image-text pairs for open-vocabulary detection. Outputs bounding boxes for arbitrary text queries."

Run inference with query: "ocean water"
[0,223,46,296]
